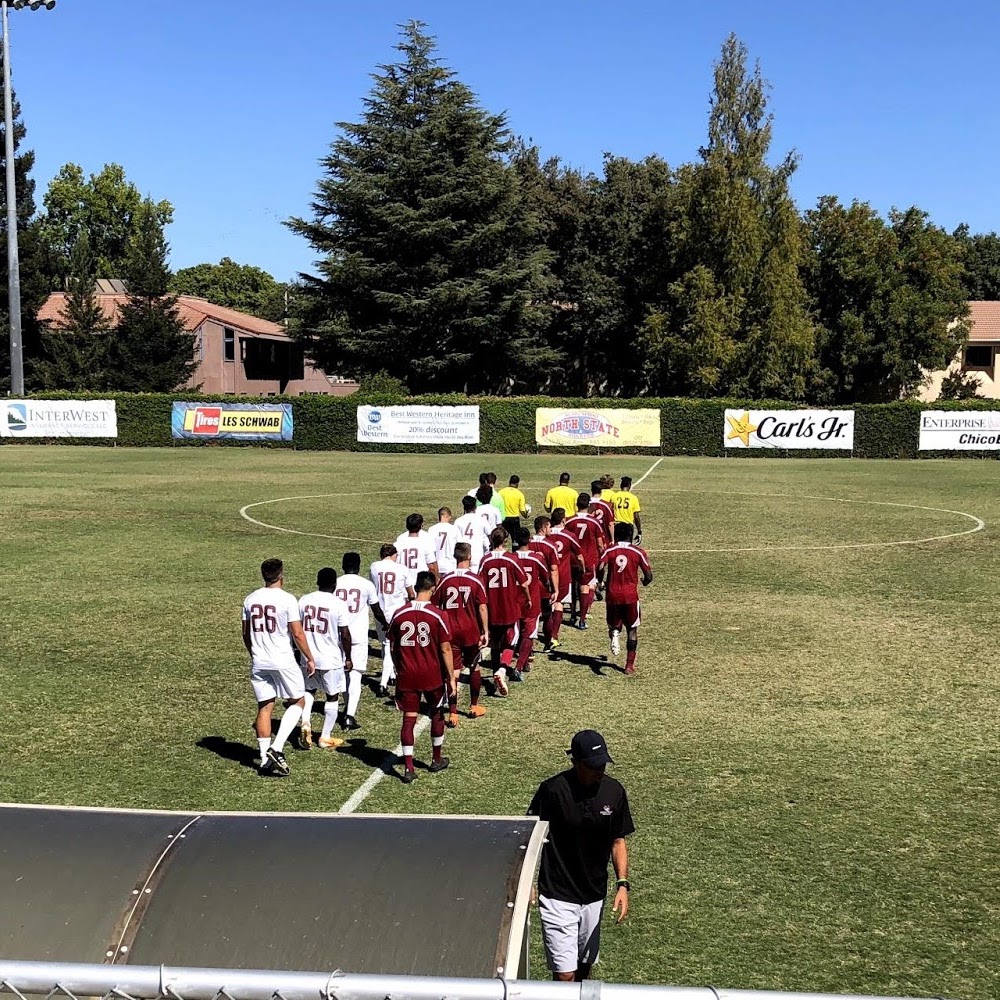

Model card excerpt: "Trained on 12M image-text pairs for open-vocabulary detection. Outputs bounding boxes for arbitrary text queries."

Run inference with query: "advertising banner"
[918,410,1000,450]
[2,400,117,438]
[356,405,480,444]
[724,409,854,449]
[535,408,660,447]
[171,402,293,441]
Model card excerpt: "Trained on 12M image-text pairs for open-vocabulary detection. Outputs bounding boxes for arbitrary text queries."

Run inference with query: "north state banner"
[171,402,293,441]
[535,408,660,448]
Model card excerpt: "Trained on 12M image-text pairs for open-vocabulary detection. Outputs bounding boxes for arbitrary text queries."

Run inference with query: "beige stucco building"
[39,290,358,397]
[920,301,1000,401]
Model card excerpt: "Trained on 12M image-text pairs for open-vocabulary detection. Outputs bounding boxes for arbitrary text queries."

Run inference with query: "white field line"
[338,717,429,814]
[633,457,663,486]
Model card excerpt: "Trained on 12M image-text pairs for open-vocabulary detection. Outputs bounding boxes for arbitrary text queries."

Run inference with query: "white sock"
[301,692,314,728]
[402,746,414,764]
[495,667,507,679]
[257,737,270,763]
[321,701,338,740]
[380,656,395,689]
[346,671,362,717]
[272,705,302,752]
[432,735,444,748]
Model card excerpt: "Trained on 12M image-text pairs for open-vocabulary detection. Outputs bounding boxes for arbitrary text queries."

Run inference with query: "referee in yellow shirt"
[612,476,643,543]
[545,472,580,520]
[499,475,531,548]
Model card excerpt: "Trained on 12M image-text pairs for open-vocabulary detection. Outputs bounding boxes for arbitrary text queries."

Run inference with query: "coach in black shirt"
[528,730,635,981]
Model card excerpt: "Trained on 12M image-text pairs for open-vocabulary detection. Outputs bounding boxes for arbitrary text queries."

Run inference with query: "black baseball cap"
[567,730,614,768]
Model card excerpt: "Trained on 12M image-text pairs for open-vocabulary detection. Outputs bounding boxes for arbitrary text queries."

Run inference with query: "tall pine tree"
[288,22,554,394]
[103,201,195,391]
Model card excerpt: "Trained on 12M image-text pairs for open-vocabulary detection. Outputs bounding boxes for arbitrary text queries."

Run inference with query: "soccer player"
[527,515,561,647]
[394,513,439,578]
[514,527,552,673]
[589,480,615,546]
[475,484,504,533]
[498,475,531,545]
[566,494,607,630]
[480,526,531,695]
[612,476,643,542]
[548,509,585,647]
[467,472,506,518]
[242,558,314,777]
[370,543,415,693]
[600,475,618,507]
[544,472,579,518]
[427,507,460,576]
[335,552,388,729]
[389,571,456,784]
[596,522,653,675]
[454,494,490,569]
[433,542,489,724]
[298,567,353,749]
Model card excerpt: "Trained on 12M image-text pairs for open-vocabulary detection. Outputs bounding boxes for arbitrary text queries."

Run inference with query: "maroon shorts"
[451,642,482,670]
[521,614,540,642]
[395,687,447,714]
[489,622,520,653]
[606,602,641,631]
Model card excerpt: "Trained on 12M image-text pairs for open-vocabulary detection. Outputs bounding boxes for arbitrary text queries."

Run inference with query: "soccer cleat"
[266,748,290,776]
[401,769,417,784]
[341,715,361,731]
[258,757,276,777]
[624,662,636,676]
[428,757,450,774]
[549,638,562,651]
[610,631,621,657]
[446,712,459,729]
[510,669,524,683]
[318,735,345,749]
[469,704,487,718]
[298,727,313,749]
[578,620,588,630]
[493,671,509,697]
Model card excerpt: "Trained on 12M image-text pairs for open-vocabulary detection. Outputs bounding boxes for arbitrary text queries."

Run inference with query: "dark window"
[964,345,993,368]
[223,327,235,362]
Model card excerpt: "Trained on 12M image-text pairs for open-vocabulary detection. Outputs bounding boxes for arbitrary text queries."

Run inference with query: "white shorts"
[349,637,369,672]
[305,666,346,696]
[538,896,603,973]
[251,663,305,702]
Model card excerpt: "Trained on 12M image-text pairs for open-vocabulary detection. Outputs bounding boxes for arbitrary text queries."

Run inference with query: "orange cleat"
[468,704,487,718]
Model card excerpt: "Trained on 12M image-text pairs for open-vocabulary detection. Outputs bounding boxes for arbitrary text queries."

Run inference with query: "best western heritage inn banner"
[356,405,480,444]
[2,400,117,438]
[171,402,293,441]
[724,409,855,449]
[918,410,1000,450]
[535,408,661,448]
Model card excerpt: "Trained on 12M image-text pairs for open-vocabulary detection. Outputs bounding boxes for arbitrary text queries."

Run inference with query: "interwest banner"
[918,410,1000,450]
[724,409,855,449]
[2,400,117,438]
[171,402,293,441]
[357,405,480,444]
[535,408,660,447]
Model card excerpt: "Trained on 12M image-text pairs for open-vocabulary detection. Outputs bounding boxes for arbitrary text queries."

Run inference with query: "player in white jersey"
[335,551,388,730]
[427,507,460,576]
[475,485,504,532]
[370,543,417,693]
[453,495,490,570]
[394,513,439,578]
[242,557,314,777]
[298,567,353,750]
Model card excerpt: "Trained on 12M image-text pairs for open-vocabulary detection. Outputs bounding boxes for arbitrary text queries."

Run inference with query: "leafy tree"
[102,201,195,392]
[804,197,969,401]
[35,231,111,390]
[39,163,172,282]
[288,21,554,394]
[171,257,287,322]
[639,35,814,398]
[938,369,983,400]
[953,225,1000,300]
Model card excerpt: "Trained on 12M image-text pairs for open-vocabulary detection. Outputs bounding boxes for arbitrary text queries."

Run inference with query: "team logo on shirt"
[600,805,614,816]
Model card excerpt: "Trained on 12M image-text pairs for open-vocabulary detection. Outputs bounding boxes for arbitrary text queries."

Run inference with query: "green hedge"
[5,391,1000,458]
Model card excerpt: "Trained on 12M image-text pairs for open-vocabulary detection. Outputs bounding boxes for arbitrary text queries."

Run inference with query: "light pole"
[2,0,55,396]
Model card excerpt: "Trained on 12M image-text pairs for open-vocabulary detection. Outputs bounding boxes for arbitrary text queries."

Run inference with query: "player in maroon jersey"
[389,571,456,783]
[513,526,553,673]
[528,515,561,649]
[432,542,489,724]
[590,480,615,545]
[566,493,607,630]
[479,526,531,696]
[547,509,585,649]
[595,522,653,675]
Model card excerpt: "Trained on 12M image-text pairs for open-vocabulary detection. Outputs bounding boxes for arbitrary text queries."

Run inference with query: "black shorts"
[503,517,522,546]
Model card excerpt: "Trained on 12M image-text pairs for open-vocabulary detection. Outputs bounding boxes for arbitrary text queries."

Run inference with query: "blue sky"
[9,0,1000,282]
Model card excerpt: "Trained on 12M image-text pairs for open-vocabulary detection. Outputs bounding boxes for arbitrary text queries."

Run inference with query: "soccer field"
[2,446,998,998]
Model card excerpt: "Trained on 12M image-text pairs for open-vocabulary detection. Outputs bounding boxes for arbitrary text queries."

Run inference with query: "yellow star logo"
[726,410,759,448]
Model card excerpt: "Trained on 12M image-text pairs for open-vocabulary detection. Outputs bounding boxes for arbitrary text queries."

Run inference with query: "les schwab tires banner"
[2,400,117,438]
[918,410,1000,450]
[724,409,855,449]
[357,405,480,444]
[535,408,660,447]
[171,402,293,441]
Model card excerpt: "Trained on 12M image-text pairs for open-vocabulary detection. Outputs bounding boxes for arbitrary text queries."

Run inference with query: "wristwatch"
[616,879,631,891]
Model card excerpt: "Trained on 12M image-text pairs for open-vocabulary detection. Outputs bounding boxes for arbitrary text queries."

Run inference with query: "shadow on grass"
[196,736,259,770]
[548,649,613,675]
[336,737,423,781]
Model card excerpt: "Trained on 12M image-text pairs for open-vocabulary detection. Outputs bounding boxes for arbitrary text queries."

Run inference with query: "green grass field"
[2,446,998,998]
